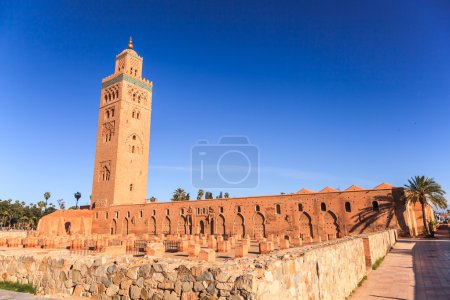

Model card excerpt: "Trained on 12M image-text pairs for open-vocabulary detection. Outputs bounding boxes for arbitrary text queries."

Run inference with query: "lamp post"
[74,192,81,209]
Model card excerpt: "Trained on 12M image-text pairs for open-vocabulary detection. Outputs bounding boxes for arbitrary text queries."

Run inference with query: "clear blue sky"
[0,1,449,208]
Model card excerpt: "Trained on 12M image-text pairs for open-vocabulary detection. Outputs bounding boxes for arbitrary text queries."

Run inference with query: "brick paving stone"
[351,227,450,300]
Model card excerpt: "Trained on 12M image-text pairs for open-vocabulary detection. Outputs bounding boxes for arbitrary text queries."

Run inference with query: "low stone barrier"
[0,229,396,299]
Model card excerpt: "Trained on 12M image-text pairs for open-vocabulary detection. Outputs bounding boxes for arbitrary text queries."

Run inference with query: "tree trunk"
[421,203,430,237]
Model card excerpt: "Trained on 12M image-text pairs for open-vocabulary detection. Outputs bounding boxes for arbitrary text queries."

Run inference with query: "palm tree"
[43,192,51,211]
[0,211,10,228]
[403,176,447,236]
[37,201,46,213]
[74,192,81,209]
[197,189,204,200]
[172,188,187,201]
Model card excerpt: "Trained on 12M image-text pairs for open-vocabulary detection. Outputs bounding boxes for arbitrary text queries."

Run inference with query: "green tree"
[149,196,157,202]
[74,192,81,209]
[0,199,53,230]
[205,192,213,199]
[37,201,46,213]
[44,203,57,215]
[197,189,204,200]
[224,192,230,198]
[403,176,447,237]
[43,192,51,211]
[172,188,188,201]
[57,199,65,210]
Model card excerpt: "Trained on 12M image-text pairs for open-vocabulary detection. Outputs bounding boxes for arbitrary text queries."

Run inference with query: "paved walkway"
[352,229,450,300]
[0,290,52,300]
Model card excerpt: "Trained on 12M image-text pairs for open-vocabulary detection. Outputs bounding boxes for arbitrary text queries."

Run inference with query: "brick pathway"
[351,229,450,300]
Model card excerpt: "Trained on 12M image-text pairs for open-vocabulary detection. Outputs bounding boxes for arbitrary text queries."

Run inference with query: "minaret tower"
[91,37,152,207]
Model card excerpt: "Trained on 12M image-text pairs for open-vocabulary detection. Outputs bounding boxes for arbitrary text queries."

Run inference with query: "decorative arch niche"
[252,212,265,238]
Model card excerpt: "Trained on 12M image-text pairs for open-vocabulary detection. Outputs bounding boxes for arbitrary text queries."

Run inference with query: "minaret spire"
[128,36,133,49]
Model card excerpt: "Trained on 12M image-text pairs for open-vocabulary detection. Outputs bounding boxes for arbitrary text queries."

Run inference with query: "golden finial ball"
[128,36,133,49]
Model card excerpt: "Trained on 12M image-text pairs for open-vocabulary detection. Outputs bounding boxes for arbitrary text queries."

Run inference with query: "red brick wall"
[91,187,402,238]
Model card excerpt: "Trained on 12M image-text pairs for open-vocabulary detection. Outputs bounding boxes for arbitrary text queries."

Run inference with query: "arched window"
[321,202,326,212]
[106,110,110,119]
[166,209,170,216]
[132,111,135,118]
[255,205,260,212]
[132,135,136,140]
[275,204,281,215]
[152,209,156,216]
[104,95,108,102]
[131,146,135,153]
[345,201,351,212]
[136,112,140,119]
[127,211,130,218]
[111,109,115,117]
[130,184,133,191]
[138,95,141,103]
[102,166,110,181]
[237,206,242,213]
[372,201,379,212]
[298,203,303,211]
[180,208,184,215]
[115,90,118,98]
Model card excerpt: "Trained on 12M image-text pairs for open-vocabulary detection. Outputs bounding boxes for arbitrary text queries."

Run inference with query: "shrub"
[0,281,36,294]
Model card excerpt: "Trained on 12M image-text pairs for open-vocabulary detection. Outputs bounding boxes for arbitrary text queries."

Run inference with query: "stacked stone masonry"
[0,229,396,299]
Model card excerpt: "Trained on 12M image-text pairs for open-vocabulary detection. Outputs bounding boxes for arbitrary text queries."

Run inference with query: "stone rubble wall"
[251,236,367,300]
[0,230,396,300]
[365,230,397,264]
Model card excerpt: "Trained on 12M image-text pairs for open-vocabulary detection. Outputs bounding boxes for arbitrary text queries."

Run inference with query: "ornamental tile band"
[102,73,152,91]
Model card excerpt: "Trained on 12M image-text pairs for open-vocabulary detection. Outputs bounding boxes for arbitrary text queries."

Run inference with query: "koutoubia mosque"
[38,39,431,240]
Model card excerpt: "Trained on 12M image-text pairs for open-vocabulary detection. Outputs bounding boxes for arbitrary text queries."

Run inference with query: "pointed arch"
[162,216,171,234]
[217,215,225,236]
[252,212,265,237]
[323,211,339,239]
[123,218,129,235]
[299,212,313,239]
[148,216,156,234]
[111,219,117,235]
[233,214,245,237]
[177,216,186,234]
[187,215,193,235]
[199,220,205,235]
[210,218,215,235]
